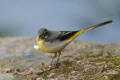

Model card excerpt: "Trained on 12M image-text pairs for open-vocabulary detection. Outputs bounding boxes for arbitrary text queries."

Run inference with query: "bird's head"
[38,28,49,40]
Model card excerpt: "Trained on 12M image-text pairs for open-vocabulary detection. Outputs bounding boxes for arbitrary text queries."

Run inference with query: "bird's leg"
[55,52,61,65]
[44,53,57,70]
[50,53,57,65]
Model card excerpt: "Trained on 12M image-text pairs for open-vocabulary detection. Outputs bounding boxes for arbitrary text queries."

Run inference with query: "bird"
[34,20,112,65]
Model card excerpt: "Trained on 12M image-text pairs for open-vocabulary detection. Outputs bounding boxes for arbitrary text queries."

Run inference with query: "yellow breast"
[36,39,52,52]
[36,37,70,53]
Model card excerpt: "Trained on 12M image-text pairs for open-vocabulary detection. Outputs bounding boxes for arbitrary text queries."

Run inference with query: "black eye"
[39,34,42,38]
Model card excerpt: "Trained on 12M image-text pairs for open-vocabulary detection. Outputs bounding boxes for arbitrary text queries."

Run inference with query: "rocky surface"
[0,37,120,80]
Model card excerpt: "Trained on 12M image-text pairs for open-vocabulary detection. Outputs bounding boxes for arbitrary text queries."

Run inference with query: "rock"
[36,78,44,80]
[76,60,82,64]
[0,37,120,80]
[103,43,120,56]
[96,62,106,66]
[48,73,55,78]
[104,76,109,79]
[83,64,97,75]
[106,70,119,75]
[63,41,103,58]
[71,71,78,74]
[0,73,14,80]
[26,67,34,75]
[4,68,14,73]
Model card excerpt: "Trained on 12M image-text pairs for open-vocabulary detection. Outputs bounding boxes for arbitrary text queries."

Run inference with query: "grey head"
[38,28,61,42]
[38,28,50,40]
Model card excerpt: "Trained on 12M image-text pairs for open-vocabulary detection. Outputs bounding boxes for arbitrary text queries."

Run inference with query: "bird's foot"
[44,62,60,70]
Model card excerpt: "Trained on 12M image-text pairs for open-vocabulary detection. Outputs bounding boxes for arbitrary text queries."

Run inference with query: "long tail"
[69,20,113,42]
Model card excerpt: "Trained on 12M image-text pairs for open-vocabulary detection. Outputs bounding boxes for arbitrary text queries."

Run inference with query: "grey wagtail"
[34,20,112,65]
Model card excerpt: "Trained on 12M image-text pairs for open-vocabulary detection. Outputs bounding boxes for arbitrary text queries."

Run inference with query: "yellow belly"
[36,40,69,53]
[37,40,65,53]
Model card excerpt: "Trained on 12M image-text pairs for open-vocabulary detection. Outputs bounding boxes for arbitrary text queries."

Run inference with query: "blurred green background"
[0,0,120,43]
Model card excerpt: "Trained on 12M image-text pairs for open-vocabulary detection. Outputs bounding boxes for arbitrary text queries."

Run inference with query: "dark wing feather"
[57,31,78,41]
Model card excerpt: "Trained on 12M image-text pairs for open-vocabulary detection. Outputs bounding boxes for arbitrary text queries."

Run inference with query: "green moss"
[80,49,89,58]
[41,70,50,79]
[110,73,120,80]
[97,57,120,64]
[52,60,76,77]
[96,57,120,70]
[84,75,108,80]
[59,66,75,75]
[79,49,103,59]
[107,49,115,57]
[62,60,73,66]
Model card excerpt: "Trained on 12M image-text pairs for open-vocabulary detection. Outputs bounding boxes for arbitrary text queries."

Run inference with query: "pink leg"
[50,53,57,65]
[55,52,61,65]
